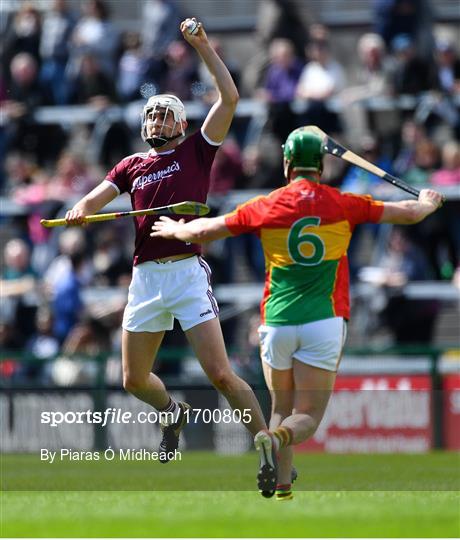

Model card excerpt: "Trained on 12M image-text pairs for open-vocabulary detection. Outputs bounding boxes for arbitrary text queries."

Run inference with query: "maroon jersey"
[105,129,220,265]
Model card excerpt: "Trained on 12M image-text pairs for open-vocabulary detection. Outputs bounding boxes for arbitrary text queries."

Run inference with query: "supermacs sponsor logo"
[131,161,180,192]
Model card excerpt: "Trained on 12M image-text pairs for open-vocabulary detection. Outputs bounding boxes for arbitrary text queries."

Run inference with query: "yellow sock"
[275,484,293,501]
[273,427,293,449]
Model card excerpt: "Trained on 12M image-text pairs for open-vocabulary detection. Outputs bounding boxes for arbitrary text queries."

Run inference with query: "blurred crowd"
[1,0,459,383]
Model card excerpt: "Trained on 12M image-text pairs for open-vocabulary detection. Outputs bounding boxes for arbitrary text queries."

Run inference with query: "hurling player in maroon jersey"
[65,18,269,483]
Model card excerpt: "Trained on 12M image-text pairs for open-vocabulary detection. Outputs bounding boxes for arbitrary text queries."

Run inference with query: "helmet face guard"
[141,94,186,148]
[283,126,325,181]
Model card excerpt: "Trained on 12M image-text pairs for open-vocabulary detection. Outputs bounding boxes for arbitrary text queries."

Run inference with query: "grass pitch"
[1,452,459,537]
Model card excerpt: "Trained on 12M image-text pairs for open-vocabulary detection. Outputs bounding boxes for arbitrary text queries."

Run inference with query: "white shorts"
[258,317,347,372]
[122,256,219,333]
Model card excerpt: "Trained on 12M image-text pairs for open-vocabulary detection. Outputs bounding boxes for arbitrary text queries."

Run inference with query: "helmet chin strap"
[146,133,182,149]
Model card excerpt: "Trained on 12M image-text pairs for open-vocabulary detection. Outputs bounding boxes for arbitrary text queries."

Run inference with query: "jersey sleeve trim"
[200,127,222,147]
[102,179,121,195]
[224,213,240,235]
[369,200,384,222]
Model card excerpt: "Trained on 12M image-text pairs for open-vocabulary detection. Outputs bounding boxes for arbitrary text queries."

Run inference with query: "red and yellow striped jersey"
[225,179,384,325]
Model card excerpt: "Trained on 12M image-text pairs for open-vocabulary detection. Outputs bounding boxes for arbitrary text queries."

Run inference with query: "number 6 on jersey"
[288,217,325,266]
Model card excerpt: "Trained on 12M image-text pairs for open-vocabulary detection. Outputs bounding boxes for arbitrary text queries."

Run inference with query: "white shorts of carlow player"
[258,317,347,372]
[123,255,219,332]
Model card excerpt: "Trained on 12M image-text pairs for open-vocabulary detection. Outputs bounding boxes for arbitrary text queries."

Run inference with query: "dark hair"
[91,0,110,20]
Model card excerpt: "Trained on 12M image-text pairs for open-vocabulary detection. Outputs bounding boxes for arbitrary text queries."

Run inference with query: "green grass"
[1,452,459,537]
[2,452,459,491]
[2,491,459,537]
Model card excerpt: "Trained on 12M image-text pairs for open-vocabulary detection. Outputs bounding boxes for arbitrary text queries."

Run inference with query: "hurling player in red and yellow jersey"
[151,126,443,499]
[65,18,268,469]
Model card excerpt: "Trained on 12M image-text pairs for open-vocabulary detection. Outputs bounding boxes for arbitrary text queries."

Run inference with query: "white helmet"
[141,94,186,148]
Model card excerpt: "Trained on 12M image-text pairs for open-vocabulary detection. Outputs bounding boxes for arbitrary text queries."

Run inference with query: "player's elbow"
[221,88,239,107]
[230,88,239,105]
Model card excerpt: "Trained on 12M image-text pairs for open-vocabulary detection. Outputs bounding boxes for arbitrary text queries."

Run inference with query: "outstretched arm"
[151,215,232,243]
[65,181,118,225]
[379,189,444,224]
[181,18,238,143]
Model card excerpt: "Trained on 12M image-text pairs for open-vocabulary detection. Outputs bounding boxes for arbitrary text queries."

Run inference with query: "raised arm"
[65,181,118,225]
[151,215,232,243]
[379,189,443,224]
[181,18,238,143]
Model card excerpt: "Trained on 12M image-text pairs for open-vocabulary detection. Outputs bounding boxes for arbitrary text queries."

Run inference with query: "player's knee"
[295,409,320,435]
[209,370,235,393]
[123,373,147,394]
[307,416,320,436]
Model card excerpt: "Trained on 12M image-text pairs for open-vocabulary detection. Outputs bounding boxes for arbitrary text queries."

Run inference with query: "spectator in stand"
[393,118,426,176]
[418,38,460,138]
[433,38,460,96]
[51,250,85,345]
[3,53,65,165]
[0,239,38,343]
[453,265,460,289]
[242,0,309,96]
[48,151,97,201]
[341,136,393,281]
[366,227,440,344]
[388,34,436,95]
[340,33,394,140]
[206,139,245,284]
[69,53,116,107]
[401,138,458,279]
[430,141,460,187]
[345,33,392,101]
[62,316,111,357]
[92,228,132,287]
[161,40,199,101]
[5,153,39,198]
[209,138,243,196]
[141,0,181,63]
[140,0,181,95]
[0,321,22,354]
[5,152,94,276]
[430,141,460,273]
[256,38,304,143]
[6,52,48,108]
[39,0,76,105]
[0,74,7,190]
[21,306,60,383]
[51,315,112,387]
[296,30,346,134]
[6,156,57,276]
[69,53,133,166]
[43,228,93,305]
[402,139,440,186]
[341,136,393,194]
[69,0,119,79]
[2,2,42,81]
[239,141,284,190]
[117,32,146,103]
[1,239,35,281]
[373,0,434,59]
[27,307,59,358]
